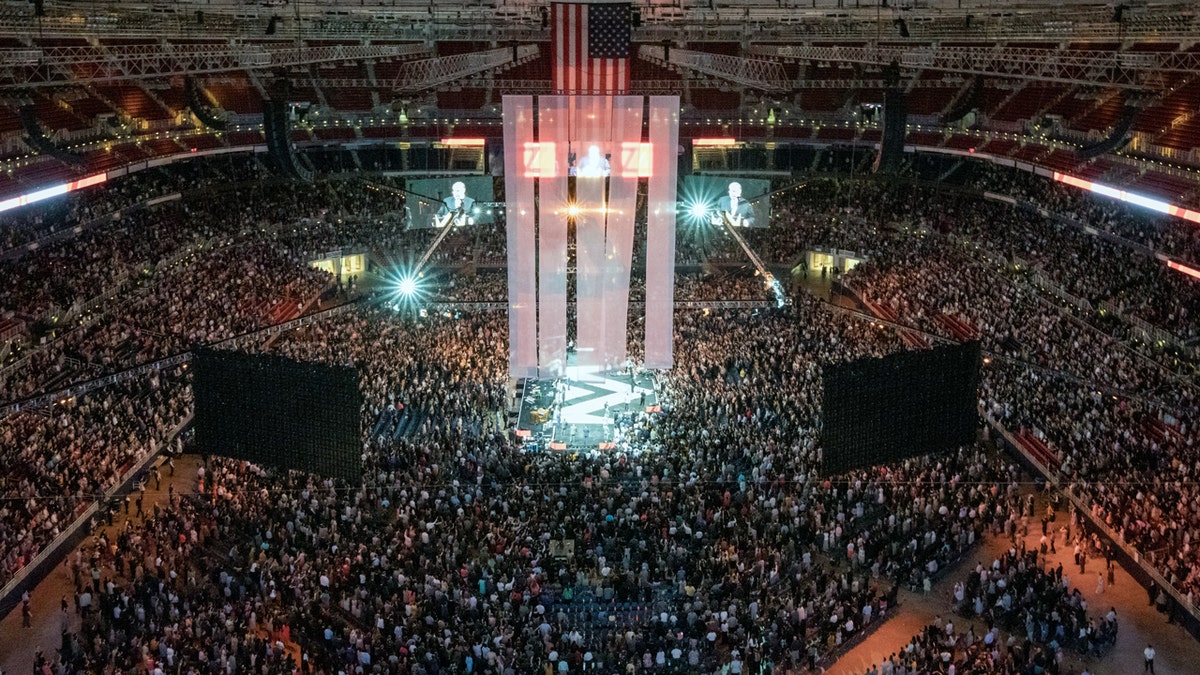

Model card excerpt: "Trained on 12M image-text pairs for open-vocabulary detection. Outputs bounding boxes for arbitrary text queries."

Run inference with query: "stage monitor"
[821,341,980,476]
[193,349,362,482]
[680,175,771,228]
[405,176,496,228]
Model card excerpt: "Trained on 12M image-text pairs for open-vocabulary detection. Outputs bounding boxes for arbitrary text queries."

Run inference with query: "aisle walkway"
[0,455,200,674]
[826,492,1200,675]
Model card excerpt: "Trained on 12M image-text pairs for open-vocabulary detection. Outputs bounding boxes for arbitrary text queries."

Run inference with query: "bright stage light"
[398,277,418,296]
[682,199,714,225]
[566,203,582,218]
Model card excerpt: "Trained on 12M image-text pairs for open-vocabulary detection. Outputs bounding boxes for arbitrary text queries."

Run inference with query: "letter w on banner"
[552,1,631,95]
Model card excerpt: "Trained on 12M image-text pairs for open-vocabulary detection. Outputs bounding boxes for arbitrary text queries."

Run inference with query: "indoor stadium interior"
[2,1,1200,674]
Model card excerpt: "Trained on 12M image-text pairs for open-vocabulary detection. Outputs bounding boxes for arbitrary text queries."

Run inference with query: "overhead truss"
[392,45,538,92]
[638,45,789,93]
[748,43,1200,90]
[285,77,962,98]
[0,42,430,88]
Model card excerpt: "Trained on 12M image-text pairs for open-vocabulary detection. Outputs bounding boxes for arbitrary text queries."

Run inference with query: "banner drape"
[602,95,643,371]
[502,96,538,378]
[538,96,570,377]
[644,96,679,369]
[573,95,609,376]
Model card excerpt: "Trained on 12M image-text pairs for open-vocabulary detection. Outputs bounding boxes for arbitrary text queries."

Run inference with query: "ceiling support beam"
[638,45,789,93]
[0,42,430,88]
[748,43,1200,90]
[391,45,538,92]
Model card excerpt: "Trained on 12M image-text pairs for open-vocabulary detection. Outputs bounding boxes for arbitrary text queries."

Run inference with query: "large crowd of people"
[0,371,190,586]
[956,546,1118,656]
[34,298,1030,674]
[824,178,1200,609]
[853,620,1059,675]
[3,160,1200,675]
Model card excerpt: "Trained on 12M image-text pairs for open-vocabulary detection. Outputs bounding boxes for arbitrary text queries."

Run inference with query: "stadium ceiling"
[749,42,1200,90]
[0,42,430,88]
[638,46,791,93]
[0,1,1194,93]
[391,45,539,92]
[3,1,1197,43]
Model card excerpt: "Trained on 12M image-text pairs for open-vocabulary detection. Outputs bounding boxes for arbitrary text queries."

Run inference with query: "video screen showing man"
[569,144,611,178]
[405,176,496,229]
[715,181,756,228]
[435,181,476,228]
[680,176,771,228]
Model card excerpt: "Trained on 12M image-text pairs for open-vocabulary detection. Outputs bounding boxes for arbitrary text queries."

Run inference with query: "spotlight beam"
[361,177,493,279]
[713,211,788,308]
[413,221,456,277]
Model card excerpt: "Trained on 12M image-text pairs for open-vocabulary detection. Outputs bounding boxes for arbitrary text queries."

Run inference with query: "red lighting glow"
[440,138,486,147]
[620,142,653,178]
[521,141,652,178]
[0,172,108,213]
[1168,260,1200,281]
[1052,172,1200,224]
[523,141,556,178]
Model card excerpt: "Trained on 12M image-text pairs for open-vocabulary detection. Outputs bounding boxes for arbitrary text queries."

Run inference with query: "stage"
[515,360,658,451]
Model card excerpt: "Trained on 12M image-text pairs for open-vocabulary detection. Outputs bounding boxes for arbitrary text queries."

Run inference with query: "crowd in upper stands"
[3,156,1200,674]
[818,178,1200,609]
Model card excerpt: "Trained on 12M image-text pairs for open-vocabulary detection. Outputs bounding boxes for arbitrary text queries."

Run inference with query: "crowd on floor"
[3,161,1200,674]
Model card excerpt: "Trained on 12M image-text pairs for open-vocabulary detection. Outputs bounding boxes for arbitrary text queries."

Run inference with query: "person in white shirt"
[1144,644,1156,673]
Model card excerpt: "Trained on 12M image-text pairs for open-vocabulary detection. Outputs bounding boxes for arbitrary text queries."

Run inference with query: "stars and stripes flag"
[552,1,632,95]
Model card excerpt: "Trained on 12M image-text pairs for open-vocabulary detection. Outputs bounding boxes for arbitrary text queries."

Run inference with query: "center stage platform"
[515,363,659,451]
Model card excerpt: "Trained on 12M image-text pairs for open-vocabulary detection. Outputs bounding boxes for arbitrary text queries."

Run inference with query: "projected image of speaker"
[405,176,496,229]
[679,175,771,228]
[821,341,981,476]
[193,349,362,482]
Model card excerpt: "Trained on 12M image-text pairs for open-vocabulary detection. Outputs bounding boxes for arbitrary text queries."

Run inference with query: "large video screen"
[405,176,495,229]
[821,342,981,476]
[680,176,771,228]
[193,349,363,483]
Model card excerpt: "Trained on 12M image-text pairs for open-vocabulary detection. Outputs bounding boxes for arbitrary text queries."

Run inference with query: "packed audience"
[956,547,1117,656]
[5,160,1200,675]
[825,179,1200,607]
[854,620,1059,675]
[11,293,1034,674]
[0,370,190,586]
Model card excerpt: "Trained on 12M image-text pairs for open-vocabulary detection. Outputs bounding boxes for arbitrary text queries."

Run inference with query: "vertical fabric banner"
[644,96,679,369]
[573,95,610,376]
[538,96,570,378]
[502,96,537,378]
[602,95,643,371]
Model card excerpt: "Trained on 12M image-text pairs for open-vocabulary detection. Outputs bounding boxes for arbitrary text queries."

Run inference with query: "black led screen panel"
[193,349,362,482]
[821,341,980,475]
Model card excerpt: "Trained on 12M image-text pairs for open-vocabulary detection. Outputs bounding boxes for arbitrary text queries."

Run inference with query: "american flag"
[552,1,632,95]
